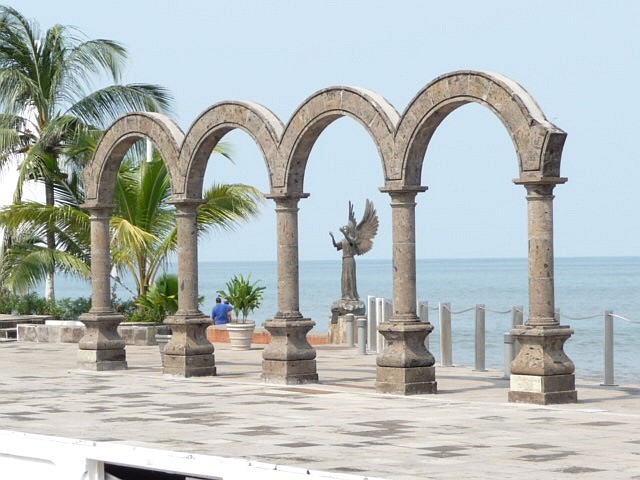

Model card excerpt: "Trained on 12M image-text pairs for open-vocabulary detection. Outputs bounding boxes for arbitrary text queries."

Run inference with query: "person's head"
[224,299,230,305]
[215,297,222,304]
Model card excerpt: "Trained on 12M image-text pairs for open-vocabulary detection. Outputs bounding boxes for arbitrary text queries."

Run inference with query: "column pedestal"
[77,311,127,371]
[163,313,215,377]
[508,325,577,404]
[376,321,436,395]
[262,318,318,384]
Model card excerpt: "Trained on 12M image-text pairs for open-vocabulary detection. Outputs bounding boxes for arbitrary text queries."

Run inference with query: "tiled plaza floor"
[1,342,639,479]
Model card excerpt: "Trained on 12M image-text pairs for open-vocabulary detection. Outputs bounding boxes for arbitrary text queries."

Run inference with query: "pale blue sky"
[11,1,640,261]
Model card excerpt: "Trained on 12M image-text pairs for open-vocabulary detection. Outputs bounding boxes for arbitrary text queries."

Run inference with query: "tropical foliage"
[0,148,264,301]
[135,273,179,321]
[110,149,263,300]
[0,287,91,319]
[0,5,172,300]
[217,274,266,323]
[0,6,265,316]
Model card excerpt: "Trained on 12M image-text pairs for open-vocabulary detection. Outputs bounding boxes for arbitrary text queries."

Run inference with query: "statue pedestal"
[329,299,366,344]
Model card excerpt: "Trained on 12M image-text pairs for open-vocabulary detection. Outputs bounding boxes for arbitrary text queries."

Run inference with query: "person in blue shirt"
[211,297,233,325]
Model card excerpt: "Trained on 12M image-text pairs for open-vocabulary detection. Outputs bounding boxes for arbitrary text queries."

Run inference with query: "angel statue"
[330,199,379,302]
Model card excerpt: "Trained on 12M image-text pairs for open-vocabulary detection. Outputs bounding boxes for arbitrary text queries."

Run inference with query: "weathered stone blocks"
[163,313,215,377]
[376,366,437,395]
[85,71,567,402]
[77,312,127,371]
[262,318,318,384]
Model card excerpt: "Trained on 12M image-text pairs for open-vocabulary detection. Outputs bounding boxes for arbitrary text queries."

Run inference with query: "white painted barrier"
[0,430,384,480]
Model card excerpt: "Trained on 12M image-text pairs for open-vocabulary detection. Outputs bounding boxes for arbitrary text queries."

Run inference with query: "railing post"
[345,313,354,347]
[381,298,392,351]
[418,301,429,350]
[511,305,524,359]
[602,310,616,386]
[439,302,452,367]
[357,317,367,355]
[376,297,384,353]
[512,305,524,326]
[503,332,514,378]
[367,295,376,353]
[475,304,486,371]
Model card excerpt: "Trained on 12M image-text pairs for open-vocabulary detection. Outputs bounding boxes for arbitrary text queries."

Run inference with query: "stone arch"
[177,101,283,200]
[278,86,400,195]
[394,70,566,188]
[84,112,184,206]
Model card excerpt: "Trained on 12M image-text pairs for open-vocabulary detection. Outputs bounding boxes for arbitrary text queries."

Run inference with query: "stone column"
[77,205,127,371]
[262,193,318,384]
[163,199,215,377]
[375,187,436,395]
[509,178,576,404]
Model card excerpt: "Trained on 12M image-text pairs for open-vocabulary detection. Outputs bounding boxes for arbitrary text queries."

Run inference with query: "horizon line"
[196,255,640,263]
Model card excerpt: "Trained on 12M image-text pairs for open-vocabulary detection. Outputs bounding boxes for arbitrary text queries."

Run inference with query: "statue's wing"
[355,199,378,255]
[347,201,357,232]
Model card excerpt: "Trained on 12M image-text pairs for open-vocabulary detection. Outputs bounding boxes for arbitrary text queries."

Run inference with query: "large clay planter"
[226,321,255,350]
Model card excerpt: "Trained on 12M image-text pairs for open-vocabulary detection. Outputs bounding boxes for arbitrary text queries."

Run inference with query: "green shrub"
[113,297,137,317]
[124,307,159,323]
[56,297,91,320]
[0,289,18,313]
[134,273,179,323]
[0,291,91,319]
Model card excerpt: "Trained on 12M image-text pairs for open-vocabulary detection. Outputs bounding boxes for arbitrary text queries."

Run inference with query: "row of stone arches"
[79,70,576,404]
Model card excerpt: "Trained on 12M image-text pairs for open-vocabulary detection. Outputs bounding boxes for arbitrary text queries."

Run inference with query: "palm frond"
[67,84,173,127]
[197,183,263,235]
[110,216,157,256]
[0,202,90,253]
[0,239,90,293]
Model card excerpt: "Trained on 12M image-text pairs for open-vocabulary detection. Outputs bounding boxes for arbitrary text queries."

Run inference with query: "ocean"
[52,257,640,385]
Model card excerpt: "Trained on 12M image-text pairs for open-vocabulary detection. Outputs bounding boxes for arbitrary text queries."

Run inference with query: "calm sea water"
[53,257,640,384]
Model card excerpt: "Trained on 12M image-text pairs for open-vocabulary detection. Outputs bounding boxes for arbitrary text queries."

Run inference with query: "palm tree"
[0,145,263,300]
[0,199,90,295]
[0,5,172,300]
[111,148,263,298]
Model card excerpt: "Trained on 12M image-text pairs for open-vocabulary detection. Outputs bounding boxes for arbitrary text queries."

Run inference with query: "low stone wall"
[117,323,158,346]
[18,322,159,346]
[0,314,52,329]
[18,322,84,344]
[17,322,330,346]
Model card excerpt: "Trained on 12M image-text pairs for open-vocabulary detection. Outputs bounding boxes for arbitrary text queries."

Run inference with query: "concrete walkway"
[1,342,639,479]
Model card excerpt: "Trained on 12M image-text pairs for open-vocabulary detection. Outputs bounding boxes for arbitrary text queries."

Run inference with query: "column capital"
[266,192,310,211]
[379,185,428,195]
[81,203,116,218]
[379,185,428,207]
[168,197,206,209]
[513,177,567,194]
[265,192,310,201]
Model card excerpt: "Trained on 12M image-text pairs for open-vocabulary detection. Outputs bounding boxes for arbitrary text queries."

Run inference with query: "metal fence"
[362,297,637,387]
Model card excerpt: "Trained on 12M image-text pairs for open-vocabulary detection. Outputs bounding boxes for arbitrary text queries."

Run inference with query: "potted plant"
[217,274,265,350]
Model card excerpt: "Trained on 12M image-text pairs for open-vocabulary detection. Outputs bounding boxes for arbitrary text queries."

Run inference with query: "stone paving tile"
[1,342,640,479]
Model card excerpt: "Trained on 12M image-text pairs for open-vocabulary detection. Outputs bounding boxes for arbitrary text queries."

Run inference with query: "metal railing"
[363,297,637,387]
